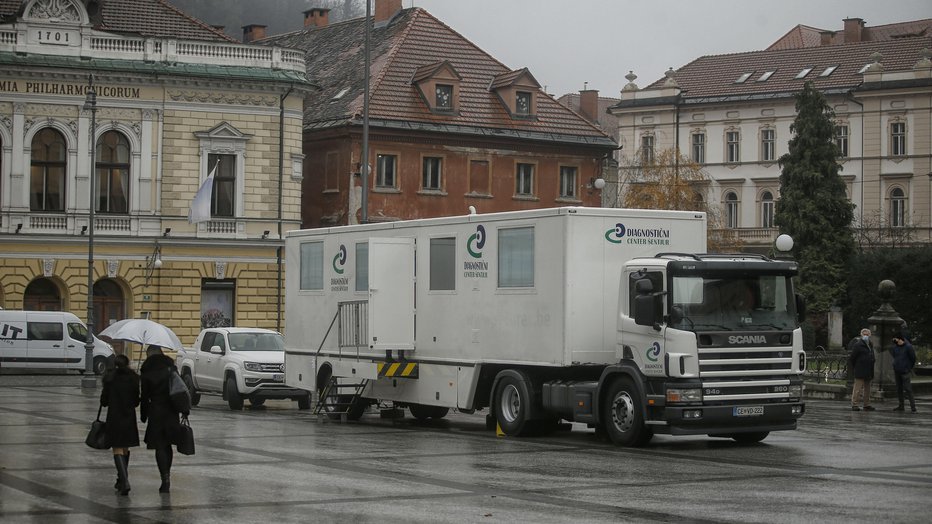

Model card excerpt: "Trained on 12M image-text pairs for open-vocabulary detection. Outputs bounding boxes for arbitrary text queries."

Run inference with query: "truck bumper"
[660,402,805,435]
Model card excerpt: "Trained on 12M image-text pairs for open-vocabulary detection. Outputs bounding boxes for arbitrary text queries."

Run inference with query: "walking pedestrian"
[848,328,876,411]
[140,345,187,493]
[891,333,917,413]
[99,354,140,496]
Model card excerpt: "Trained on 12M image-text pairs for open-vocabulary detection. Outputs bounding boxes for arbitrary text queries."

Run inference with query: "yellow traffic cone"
[496,422,505,437]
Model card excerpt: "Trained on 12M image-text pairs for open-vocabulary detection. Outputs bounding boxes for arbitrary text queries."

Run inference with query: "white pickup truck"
[175,327,311,410]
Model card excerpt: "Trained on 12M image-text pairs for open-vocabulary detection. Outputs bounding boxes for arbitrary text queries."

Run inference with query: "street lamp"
[82,75,97,388]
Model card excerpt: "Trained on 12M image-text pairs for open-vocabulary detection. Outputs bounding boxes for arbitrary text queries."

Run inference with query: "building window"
[516,91,532,116]
[422,157,442,190]
[95,130,130,214]
[835,125,849,157]
[691,132,705,164]
[640,135,655,164]
[376,154,397,188]
[761,128,775,162]
[30,128,67,212]
[200,279,235,328]
[726,131,740,163]
[559,166,577,199]
[429,237,456,291]
[516,163,534,196]
[498,227,534,288]
[724,191,739,228]
[760,191,775,228]
[208,153,235,217]
[299,241,324,291]
[890,187,907,227]
[355,242,368,292]
[891,122,906,156]
[435,84,453,110]
[469,159,490,195]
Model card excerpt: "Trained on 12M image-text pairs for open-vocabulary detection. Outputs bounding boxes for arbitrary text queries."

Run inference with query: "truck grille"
[697,346,797,404]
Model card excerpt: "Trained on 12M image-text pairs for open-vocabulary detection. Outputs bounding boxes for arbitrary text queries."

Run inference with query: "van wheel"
[225,377,244,410]
[603,378,653,447]
[93,356,107,375]
[493,371,533,436]
[409,404,449,421]
[183,373,200,407]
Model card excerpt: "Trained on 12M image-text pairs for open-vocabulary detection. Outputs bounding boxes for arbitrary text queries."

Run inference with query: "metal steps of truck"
[313,376,368,420]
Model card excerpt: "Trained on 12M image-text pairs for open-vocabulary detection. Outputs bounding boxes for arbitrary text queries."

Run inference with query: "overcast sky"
[409,0,931,97]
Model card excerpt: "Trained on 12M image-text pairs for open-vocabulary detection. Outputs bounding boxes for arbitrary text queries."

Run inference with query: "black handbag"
[176,415,195,455]
[85,405,110,450]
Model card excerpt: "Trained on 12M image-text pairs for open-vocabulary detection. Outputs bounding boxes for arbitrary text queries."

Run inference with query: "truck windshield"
[228,333,285,352]
[670,274,795,332]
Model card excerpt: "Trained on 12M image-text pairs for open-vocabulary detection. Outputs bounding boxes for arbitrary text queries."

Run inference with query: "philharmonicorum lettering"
[0,81,140,99]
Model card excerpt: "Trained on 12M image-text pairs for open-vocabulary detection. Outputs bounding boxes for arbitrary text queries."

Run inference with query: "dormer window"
[435,84,453,110]
[490,68,541,119]
[516,92,532,116]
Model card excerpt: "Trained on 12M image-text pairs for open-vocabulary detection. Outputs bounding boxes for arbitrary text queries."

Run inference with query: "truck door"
[197,332,225,391]
[368,237,416,352]
[621,270,667,378]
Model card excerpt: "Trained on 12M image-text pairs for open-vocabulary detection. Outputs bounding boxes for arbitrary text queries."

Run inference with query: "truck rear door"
[368,237,415,353]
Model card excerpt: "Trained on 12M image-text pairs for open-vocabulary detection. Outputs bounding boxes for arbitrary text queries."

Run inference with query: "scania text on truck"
[283,207,806,446]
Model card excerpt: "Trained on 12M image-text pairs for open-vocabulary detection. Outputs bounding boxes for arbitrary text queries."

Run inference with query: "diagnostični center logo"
[605,223,626,244]
[332,244,347,274]
[646,342,661,362]
[467,225,486,259]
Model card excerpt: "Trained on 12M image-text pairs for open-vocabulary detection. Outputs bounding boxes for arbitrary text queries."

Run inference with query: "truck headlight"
[667,388,702,404]
[244,361,261,372]
[788,385,802,399]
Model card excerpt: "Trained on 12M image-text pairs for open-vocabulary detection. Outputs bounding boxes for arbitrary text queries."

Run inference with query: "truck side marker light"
[648,399,655,405]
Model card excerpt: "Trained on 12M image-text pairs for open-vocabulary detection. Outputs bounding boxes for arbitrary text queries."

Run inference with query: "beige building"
[610,18,932,251]
[0,0,309,348]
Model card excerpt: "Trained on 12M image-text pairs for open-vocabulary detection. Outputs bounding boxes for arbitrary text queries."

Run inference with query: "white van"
[0,311,115,374]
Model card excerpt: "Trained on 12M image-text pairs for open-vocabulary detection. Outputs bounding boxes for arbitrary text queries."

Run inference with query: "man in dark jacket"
[891,334,917,413]
[100,354,139,496]
[848,328,876,411]
[140,345,188,493]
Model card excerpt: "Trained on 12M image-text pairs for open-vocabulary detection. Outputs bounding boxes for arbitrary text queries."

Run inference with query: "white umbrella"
[99,319,185,351]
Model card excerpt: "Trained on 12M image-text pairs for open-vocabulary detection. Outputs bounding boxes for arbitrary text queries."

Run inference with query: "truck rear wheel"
[603,378,653,447]
[409,403,449,421]
[183,373,200,407]
[493,372,533,436]
[225,377,244,410]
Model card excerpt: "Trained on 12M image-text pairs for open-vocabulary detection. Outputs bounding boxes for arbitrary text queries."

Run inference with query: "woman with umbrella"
[140,345,188,493]
[100,354,139,496]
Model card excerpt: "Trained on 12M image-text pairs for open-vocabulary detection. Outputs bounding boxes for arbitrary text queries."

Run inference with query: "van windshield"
[228,333,284,352]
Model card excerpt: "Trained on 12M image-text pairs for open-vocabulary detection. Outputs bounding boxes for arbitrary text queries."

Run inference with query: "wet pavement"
[1,372,930,523]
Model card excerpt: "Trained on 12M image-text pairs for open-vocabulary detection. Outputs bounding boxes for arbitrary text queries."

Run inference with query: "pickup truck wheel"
[603,378,653,447]
[225,377,244,410]
[493,373,532,436]
[183,373,200,407]
[297,393,311,410]
[249,398,266,407]
[409,403,449,421]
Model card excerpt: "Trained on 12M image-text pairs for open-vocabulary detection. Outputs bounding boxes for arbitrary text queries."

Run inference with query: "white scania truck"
[284,207,806,446]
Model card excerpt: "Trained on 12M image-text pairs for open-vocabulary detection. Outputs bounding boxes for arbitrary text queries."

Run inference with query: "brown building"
[261,0,616,227]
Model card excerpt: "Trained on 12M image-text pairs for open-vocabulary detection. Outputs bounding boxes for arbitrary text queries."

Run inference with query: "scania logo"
[729,335,767,344]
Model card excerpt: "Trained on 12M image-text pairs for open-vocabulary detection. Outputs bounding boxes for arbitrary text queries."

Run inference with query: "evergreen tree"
[775,82,854,314]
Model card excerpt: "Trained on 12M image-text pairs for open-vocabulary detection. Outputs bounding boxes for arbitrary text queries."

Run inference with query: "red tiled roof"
[768,18,932,50]
[647,36,931,101]
[260,8,612,145]
[0,0,234,42]
[767,25,825,51]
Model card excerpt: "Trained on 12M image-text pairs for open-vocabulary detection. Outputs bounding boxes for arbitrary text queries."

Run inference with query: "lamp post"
[82,76,97,388]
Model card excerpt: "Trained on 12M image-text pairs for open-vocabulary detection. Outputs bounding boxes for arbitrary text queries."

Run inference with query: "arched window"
[724,191,739,229]
[23,278,63,311]
[96,131,130,213]
[760,191,775,228]
[30,128,67,212]
[890,187,906,227]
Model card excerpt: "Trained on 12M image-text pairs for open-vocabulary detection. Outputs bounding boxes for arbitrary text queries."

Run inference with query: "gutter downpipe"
[674,96,681,208]
[846,91,865,230]
[277,85,294,332]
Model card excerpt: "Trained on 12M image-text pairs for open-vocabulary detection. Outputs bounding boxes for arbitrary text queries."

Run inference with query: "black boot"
[155,446,173,493]
[113,450,130,489]
[113,455,130,496]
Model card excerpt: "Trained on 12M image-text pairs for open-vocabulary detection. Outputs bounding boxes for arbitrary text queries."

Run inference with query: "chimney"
[819,30,835,46]
[242,24,267,43]
[579,89,599,123]
[843,18,865,43]
[304,8,330,28]
[375,0,403,24]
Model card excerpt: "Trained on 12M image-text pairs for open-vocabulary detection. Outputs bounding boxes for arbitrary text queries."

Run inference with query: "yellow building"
[0,0,310,348]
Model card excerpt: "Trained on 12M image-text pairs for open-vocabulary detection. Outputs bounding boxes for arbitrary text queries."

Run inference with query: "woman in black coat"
[99,354,139,496]
[140,345,187,493]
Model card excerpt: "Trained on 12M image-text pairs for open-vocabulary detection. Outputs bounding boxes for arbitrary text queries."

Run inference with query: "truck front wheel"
[493,373,532,436]
[183,372,201,407]
[603,378,653,447]
[225,377,244,410]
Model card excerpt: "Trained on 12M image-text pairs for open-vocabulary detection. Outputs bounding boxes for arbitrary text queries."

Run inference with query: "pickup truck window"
[200,332,226,352]
[229,333,285,352]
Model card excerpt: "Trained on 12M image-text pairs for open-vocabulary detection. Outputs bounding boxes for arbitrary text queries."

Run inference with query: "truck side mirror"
[634,278,654,294]
[634,295,656,327]
[210,345,224,355]
[795,293,806,323]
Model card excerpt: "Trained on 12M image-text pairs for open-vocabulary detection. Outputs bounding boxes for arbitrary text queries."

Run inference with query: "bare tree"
[853,210,919,252]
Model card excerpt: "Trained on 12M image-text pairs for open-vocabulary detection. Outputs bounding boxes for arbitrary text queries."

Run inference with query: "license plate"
[734,406,764,417]
[272,373,284,382]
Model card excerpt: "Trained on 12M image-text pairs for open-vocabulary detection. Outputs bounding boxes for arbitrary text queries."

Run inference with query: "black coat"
[140,354,185,449]
[848,337,876,379]
[100,367,140,448]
